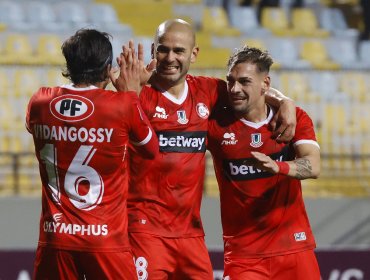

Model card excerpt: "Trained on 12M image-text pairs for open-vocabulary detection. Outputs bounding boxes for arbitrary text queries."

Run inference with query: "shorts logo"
[50,94,94,122]
[153,106,169,119]
[294,232,307,241]
[196,103,209,119]
[177,110,189,124]
[250,133,263,148]
[222,132,238,145]
[53,213,63,222]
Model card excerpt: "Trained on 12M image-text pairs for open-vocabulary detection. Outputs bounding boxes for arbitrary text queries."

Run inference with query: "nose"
[165,50,176,62]
[230,81,241,93]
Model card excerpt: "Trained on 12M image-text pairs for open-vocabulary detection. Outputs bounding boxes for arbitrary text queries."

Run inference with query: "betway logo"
[157,131,206,153]
[223,146,291,181]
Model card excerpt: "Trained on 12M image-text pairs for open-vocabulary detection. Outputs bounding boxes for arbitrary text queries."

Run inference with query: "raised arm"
[110,40,156,94]
[265,88,296,143]
[110,39,159,159]
[250,143,320,180]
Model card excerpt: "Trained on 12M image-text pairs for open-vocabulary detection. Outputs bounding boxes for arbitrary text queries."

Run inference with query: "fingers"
[138,42,144,62]
[270,114,277,131]
[277,126,294,143]
[146,58,157,72]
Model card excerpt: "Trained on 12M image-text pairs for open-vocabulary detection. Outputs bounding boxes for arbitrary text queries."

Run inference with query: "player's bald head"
[155,19,196,48]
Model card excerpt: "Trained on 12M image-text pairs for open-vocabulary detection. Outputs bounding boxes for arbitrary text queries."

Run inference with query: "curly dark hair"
[61,29,113,85]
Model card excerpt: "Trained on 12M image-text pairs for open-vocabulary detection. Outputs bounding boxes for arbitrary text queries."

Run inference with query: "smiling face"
[151,20,199,89]
[226,61,270,119]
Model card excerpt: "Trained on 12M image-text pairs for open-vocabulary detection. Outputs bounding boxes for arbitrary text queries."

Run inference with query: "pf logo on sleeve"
[50,94,94,122]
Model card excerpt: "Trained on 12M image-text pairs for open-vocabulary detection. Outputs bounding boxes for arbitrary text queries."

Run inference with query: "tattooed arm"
[251,143,320,180]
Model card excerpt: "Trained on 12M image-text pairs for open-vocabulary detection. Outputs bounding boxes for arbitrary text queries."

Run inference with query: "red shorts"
[33,246,137,280]
[223,250,321,280]
[129,232,213,280]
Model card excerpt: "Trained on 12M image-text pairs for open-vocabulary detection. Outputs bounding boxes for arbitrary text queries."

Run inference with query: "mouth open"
[160,65,179,74]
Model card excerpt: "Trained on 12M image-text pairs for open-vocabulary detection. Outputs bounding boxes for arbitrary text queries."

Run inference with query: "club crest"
[250,133,263,148]
[177,110,189,124]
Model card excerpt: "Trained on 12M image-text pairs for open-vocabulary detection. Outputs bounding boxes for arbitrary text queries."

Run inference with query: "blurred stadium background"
[0,0,369,279]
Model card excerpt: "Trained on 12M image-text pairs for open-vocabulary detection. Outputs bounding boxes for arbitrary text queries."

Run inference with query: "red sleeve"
[126,92,158,159]
[293,107,317,143]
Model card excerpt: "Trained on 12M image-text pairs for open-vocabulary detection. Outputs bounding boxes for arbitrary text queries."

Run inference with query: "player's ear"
[190,46,199,63]
[263,76,270,92]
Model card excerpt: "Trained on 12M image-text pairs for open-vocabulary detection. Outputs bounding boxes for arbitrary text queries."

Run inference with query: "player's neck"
[242,104,270,123]
[74,80,108,89]
[156,81,187,99]
[167,83,187,99]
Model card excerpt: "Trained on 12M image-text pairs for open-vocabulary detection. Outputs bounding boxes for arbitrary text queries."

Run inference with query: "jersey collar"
[240,105,275,129]
[160,81,188,105]
[61,84,99,91]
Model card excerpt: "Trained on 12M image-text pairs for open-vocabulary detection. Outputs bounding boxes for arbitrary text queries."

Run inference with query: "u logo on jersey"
[50,94,94,122]
[250,133,263,148]
[177,110,189,124]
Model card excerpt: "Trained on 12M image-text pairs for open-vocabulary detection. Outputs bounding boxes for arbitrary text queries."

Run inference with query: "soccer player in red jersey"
[207,46,321,280]
[115,19,298,280]
[26,29,158,279]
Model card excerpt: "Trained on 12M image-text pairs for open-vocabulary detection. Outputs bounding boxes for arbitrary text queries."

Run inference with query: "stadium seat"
[260,7,295,36]
[0,173,17,196]
[36,35,65,66]
[338,72,367,102]
[319,7,359,38]
[88,3,133,34]
[46,69,68,87]
[309,71,339,101]
[0,1,32,30]
[243,38,281,69]
[110,1,173,36]
[359,41,370,69]
[229,6,271,37]
[89,3,120,25]
[172,1,204,27]
[55,2,90,30]
[327,39,368,70]
[25,1,68,32]
[13,69,41,97]
[323,103,347,134]
[278,72,311,101]
[291,8,330,38]
[18,173,42,196]
[0,70,9,97]
[201,6,241,36]
[300,40,341,70]
[192,47,231,69]
[0,34,40,65]
[269,38,311,70]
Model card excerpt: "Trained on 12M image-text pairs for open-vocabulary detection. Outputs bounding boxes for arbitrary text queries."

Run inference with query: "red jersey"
[208,106,319,258]
[26,85,156,252]
[128,75,226,237]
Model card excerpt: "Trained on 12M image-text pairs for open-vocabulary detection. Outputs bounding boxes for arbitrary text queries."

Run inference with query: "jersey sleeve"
[293,107,319,148]
[25,88,43,134]
[125,92,158,157]
[25,95,33,133]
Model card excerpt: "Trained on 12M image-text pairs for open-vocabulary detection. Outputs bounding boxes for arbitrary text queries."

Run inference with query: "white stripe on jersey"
[131,127,153,146]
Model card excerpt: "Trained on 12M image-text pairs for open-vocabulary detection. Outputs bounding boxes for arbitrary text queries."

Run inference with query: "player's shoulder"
[30,86,61,101]
[295,106,311,120]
